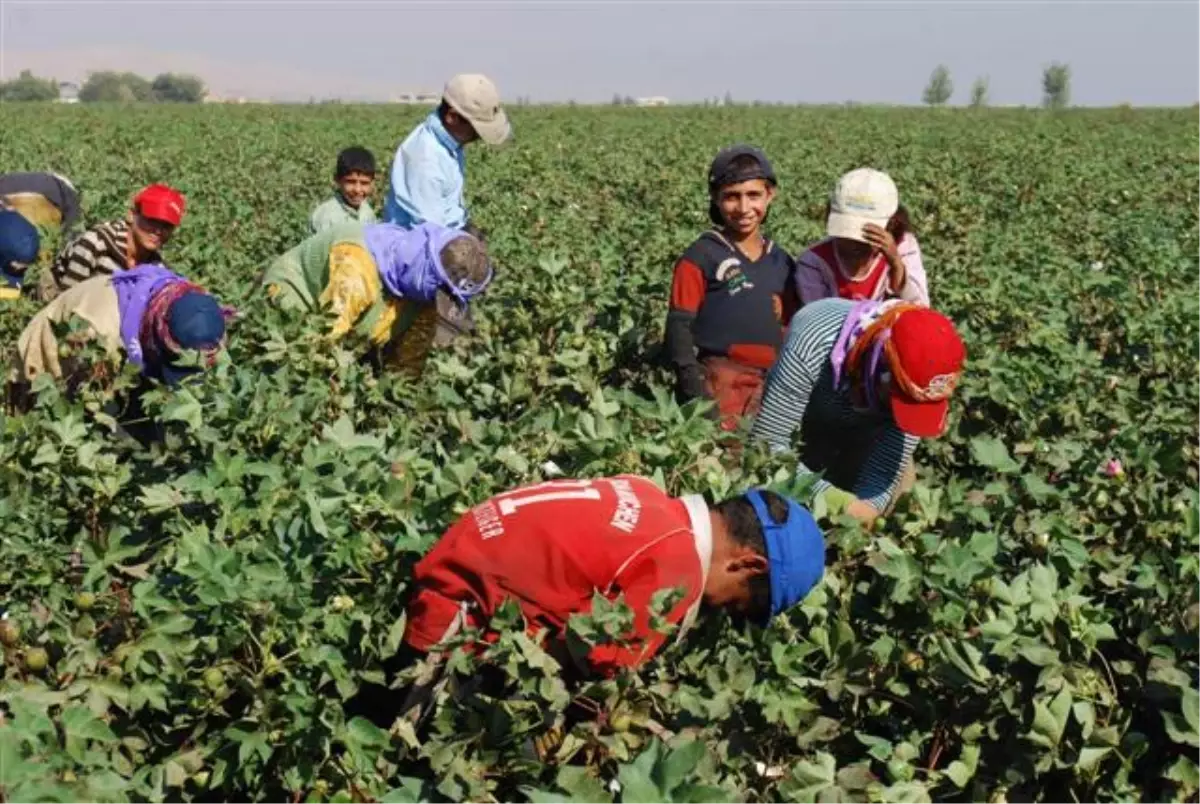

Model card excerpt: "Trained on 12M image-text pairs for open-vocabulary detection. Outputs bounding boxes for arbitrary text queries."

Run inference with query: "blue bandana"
[744,490,826,626]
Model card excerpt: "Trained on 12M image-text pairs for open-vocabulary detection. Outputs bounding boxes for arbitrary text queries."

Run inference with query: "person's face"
[337,171,375,209]
[443,108,480,145]
[833,236,873,268]
[131,212,176,253]
[716,178,774,237]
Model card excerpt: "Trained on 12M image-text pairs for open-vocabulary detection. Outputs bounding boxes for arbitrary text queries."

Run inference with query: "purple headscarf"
[113,264,187,368]
[829,298,906,412]
[361,222,490,306]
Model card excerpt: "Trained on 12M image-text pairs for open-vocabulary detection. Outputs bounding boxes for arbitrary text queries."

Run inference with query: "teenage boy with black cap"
[664,145,799,432]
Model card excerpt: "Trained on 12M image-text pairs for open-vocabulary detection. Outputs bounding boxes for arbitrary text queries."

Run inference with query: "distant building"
[635,96,669,107]
[56,82,79,103]
[390,91,441,105]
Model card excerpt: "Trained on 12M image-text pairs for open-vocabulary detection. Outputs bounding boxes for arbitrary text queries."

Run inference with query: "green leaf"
[554,766,613,803]
[657,738,706,793]
[59,704,117,743]
[1183,687,1199,736]
[1164,756,1199,794]
[944,744,980,787]
[160,389,203,429]
[381,777,426,803]
[970,436,1020,473]
[345,716,388,748]
[867,538,923,603]
[1028,688,1072,749]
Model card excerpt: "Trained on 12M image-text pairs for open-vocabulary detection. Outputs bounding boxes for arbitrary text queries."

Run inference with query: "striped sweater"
[749,297,918,511]
[44,219,160,301]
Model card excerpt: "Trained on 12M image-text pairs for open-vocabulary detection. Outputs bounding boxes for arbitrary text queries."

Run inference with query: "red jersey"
[403,475,713,675]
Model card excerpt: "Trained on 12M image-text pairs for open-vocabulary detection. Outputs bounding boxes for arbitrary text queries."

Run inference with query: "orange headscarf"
[843,302,931,401]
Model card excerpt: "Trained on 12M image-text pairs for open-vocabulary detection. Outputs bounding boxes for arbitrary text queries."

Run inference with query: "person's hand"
[845,498,882,528]
[862,223,906,290]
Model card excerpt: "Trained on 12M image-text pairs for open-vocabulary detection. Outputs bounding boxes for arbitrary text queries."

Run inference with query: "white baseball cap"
[442,74,511,146]
[827,168,899,243]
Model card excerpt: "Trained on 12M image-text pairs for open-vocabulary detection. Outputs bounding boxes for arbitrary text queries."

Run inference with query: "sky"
[1,0,1197,105]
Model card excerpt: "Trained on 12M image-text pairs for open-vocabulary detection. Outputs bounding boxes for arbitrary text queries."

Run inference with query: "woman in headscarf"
[0,209,41,302]
[261,220,491,377]
[749,297,966,526]
[11,263,231,395]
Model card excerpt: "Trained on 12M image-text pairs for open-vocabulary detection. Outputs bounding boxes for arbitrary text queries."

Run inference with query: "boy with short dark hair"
[309,146,379,234]
[664,145,799,433]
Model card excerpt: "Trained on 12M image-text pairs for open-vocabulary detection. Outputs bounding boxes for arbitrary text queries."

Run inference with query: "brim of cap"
[827,211,888,244]
[890,391,949,438]
[138,201,182,226]
[465,108,512,146]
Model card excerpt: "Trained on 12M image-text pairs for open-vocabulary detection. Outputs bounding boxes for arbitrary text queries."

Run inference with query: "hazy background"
[2,0,1197,105]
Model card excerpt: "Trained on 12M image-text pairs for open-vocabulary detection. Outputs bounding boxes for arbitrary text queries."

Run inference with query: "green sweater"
[309,194,377,234]
[261,222,413,343]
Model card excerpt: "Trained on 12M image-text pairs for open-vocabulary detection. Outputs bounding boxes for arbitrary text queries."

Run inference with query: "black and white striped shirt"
[749,297,919,511]
[48,219,154,296]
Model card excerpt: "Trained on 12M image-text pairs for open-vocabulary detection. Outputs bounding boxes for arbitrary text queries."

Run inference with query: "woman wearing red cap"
[37,183,185,303]
[749,297,965,525]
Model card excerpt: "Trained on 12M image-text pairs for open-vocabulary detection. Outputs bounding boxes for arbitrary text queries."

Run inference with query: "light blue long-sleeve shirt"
[383,111,468,230]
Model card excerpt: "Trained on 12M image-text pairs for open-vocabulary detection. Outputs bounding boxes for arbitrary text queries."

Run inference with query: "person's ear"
[728,551,768,577]
[765,185,777,204]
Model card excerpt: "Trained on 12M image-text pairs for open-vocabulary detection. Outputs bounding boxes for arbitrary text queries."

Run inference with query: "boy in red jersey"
[367,475,824,731]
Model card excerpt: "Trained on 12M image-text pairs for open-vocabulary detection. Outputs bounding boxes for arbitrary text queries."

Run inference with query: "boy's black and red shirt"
[664,230,798,401]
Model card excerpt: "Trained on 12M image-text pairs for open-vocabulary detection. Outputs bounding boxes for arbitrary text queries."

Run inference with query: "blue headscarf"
[361,222,491,307]
[0,209,40,287]
[744,490,826,626]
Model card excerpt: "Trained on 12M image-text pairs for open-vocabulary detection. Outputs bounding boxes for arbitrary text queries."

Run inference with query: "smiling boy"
[309,146,379,234]
[664,145,799,432]
[38,183,185,303]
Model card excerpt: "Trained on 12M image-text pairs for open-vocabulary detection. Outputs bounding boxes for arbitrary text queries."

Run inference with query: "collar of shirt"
[675,494,714,643]
[336,193,364,218]
[425,111,465,165]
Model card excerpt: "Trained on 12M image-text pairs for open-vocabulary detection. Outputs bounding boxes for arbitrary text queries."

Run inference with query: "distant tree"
[612,93,622,105]
[1042,62,1071,109]
[723,91,734,106]
[922,65,953,106]
[969,76,989,108]
[151,72,206,102]
[79,71,153,102]
[0,69,59,101]
[622,95,634,106]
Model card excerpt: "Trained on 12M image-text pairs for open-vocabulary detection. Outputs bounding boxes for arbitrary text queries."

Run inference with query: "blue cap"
[0,209,40,281]
[159,292,225,386]
[167,292,225,350]
[744,490,826,626]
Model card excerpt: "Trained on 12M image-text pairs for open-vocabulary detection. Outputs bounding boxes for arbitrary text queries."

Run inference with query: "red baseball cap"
[133,184,186,227]
[888,308,966,438]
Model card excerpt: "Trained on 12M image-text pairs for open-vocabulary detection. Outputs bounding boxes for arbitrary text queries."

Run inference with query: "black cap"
[707,144,777,193]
